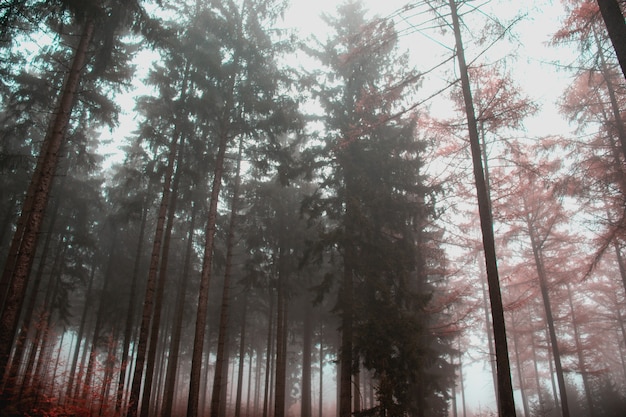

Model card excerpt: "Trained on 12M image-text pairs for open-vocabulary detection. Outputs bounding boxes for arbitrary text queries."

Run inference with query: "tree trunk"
[0,15,95,381]
[116,204,148,414]
[318,322,323,417]
[566,284,594,417]
[4,192,62,395]
[301,303,312,417]
[234,295,248,417]
[140,132,187,417]
[526,220,569,417]
[511,321,529,417]
[127,124,181,417]
[187,129,229,417]
[596,0,626,79]
[161,203,196,417]
[211,136,243,417]
[262,295,274,417]
[274,245,288,417]
[447,1,517,415]
[66,263,96,401]
[82,227,118,401]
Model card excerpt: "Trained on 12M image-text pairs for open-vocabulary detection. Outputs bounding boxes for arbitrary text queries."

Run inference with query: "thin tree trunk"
[140,132,187,417]
[211,136,244,417]
[511,321,529,417]
[301,303,312,417]
[115,204,148,414]
[530,326,545,417]
[526,220,570,417]
[318,322,323,417]
[0,15,95,382]
[65,265,96,402]
[187,129,229,417]
[274,246,287,417]
[127,125,182,417]
[566,284,594,417]
[262,295,274,417]
[4,193,62,395]
[447,1,516,415]
[234,296,248,417]
[161,203,197,417]
[339,176,356,417]
[66,264,96,402]
[82,228,118,401]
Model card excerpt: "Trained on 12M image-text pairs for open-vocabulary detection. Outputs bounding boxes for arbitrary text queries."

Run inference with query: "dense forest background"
[1,0,626,416]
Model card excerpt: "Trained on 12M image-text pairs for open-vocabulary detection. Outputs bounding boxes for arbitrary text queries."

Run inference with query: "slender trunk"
[99,330,119,417]
[161,204,197,417]
[566,284,594,417]
[274,247,287,417]
[526,220,570,417]
[211,136,244,417]
[82,228,118,400]
[596,0,626,79]
[262,294,274,417]
[301,303,312,417]
[116,204,148,414]
[4,194,61,394]
[530,326,545,416]
[234,296,248,417]
[339,174,356,417]
[66,264,96,401]
[246,349,253,417]
[318,322,323,417]
[0,16,95,381]
[458,348,466,417]
[481,263,499,402]
[187,130,229,417]
[140,132,187,417]
[127,125,181,417]
[447,1,516,414]
[511,321,529,417]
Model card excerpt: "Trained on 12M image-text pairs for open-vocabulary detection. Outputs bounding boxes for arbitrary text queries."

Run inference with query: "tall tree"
[0,0,148,384]
[304,2,453,415]
[185,1,301,416]
[447,0,516,414]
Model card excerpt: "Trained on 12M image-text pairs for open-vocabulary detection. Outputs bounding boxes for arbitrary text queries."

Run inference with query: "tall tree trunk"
[596,0,626,79]
[262,294,274,417]
[447,1,516,415]
[301,303,312,417]
[530,326,545,417]
[318,322,323,417]
[127,125,181,417]
[274,246,288,417]
[187,129,229,417]
[211,136,243,417]
[116,204,148,414]
[140,132,187,417]
[82,227,118,401]
[511,321,529,417]
[339,173,356,417]
[0,15,95,381]
[4,193,62,395]
[161,203,197,417]
[566,284,594,417]
[526,219,569,417]
[66,264,96,401]
[234,295,248,417]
